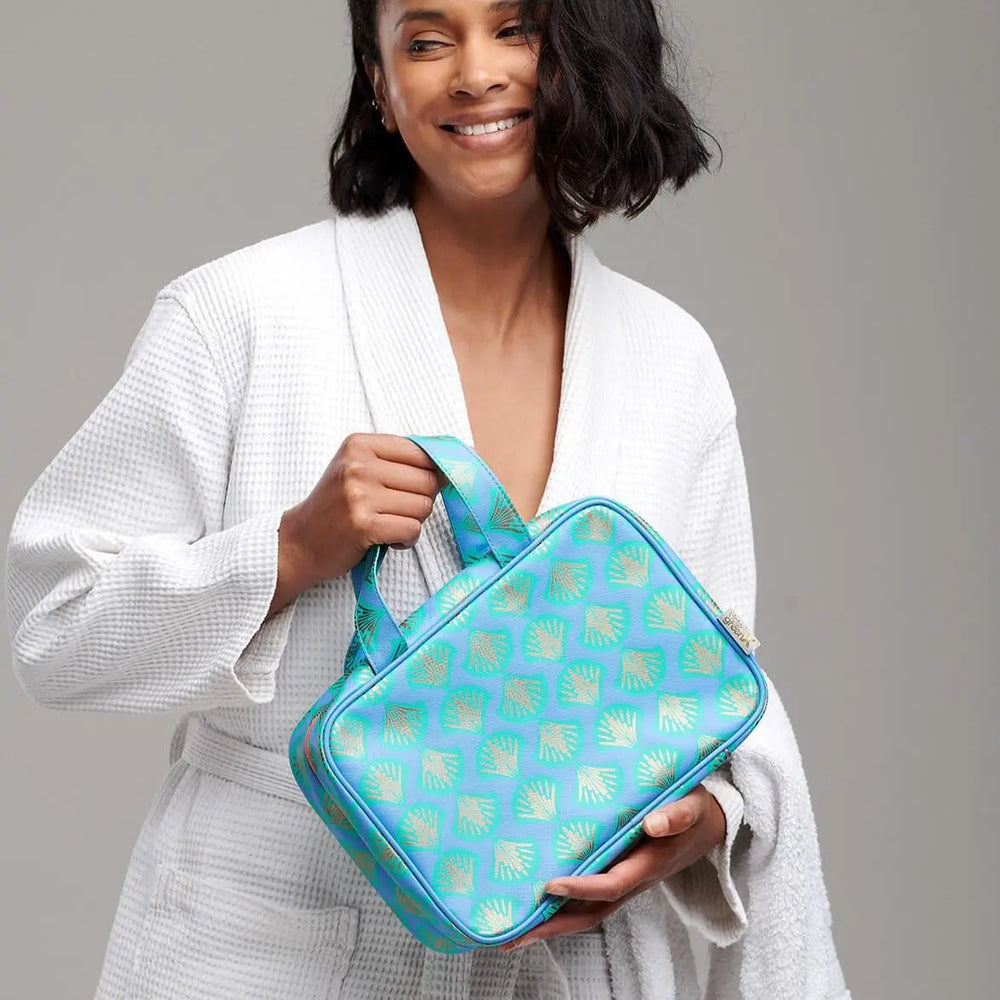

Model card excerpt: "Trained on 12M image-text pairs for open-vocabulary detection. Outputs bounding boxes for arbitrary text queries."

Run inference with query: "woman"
[6,1,849,998]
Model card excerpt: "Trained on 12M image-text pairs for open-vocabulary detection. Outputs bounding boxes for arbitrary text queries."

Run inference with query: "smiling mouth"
[441,111,533,135]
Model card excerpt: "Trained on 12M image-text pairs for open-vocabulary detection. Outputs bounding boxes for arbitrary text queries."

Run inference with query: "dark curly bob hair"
[329,0,719,237]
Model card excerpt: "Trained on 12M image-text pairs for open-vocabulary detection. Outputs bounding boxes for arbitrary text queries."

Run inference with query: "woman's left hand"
[497,784,727,952]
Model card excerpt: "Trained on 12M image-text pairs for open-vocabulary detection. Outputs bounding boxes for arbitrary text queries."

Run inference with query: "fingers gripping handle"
[347,434,532,676]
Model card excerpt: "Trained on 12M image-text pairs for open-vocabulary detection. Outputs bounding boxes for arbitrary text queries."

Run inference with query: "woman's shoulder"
[154,216,340,343]
[601,263,717,357]
[601,262,738,421]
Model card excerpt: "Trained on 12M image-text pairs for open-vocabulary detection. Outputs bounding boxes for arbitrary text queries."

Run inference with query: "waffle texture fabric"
[5,203,850,1000]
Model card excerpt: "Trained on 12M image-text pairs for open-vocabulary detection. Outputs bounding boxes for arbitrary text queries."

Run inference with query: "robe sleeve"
[658,404,757,947]
[4,289,299,713]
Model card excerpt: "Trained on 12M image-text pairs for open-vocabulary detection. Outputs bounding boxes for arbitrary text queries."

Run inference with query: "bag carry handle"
[348,434,533,675]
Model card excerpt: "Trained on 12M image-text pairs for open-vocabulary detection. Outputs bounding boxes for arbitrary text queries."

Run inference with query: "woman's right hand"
[283,433,446,587]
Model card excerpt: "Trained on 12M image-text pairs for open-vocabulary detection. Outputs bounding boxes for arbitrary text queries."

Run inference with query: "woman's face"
[371,0,543,207]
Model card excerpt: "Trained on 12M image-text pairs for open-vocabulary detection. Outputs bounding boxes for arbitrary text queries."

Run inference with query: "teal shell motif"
[289,434,767,954]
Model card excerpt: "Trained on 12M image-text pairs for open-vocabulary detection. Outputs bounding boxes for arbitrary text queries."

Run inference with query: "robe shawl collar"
[333,202,626,604]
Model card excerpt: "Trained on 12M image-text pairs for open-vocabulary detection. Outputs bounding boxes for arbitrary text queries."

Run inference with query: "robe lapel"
[333,202,625,599]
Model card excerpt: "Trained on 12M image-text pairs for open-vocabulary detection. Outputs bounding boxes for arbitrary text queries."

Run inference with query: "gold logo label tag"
[719,608,761,655]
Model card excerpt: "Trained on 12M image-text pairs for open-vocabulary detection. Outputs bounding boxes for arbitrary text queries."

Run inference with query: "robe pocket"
[126,864,360,1000]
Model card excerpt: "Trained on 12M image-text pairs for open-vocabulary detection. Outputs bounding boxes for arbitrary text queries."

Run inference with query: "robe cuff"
[658,764,749,947]
[227,505,302,704]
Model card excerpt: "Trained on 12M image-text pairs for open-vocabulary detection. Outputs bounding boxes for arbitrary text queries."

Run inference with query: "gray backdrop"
[2,2,997,997]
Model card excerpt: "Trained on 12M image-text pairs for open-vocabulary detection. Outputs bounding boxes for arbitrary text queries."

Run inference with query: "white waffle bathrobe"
[5,203,850,1000]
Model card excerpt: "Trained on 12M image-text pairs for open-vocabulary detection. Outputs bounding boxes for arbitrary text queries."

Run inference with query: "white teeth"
[451,114,528,136]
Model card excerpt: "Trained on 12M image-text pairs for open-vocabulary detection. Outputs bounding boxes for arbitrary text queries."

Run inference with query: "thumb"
[642,800,696,838]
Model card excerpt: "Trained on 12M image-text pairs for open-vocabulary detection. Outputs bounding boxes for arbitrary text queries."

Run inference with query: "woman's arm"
[266,506,322,621]
[5,289,300,712]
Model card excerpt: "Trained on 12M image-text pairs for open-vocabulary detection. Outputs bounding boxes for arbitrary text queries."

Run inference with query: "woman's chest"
[449,329,564,526]
[221,310,698,566]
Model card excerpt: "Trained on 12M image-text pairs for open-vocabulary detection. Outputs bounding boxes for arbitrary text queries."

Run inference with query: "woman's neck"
[410,185,570,350]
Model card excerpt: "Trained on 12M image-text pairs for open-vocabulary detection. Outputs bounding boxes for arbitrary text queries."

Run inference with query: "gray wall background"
[2,1,997,997]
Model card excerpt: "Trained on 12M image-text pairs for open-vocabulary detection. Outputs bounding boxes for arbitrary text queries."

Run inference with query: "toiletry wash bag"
[289,433,767,953]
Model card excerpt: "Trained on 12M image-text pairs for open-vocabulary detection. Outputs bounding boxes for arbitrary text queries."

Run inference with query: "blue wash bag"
[289,433,767,953]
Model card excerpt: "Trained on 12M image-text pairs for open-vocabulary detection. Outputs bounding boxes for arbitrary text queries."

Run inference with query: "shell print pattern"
[455,794,499,839]
[556,820,600,861]
[718,676,760,718]
[395,885,430,920]
[582,604,628,648]
[548,559,591,604]
[328,716,366,758]
[619,647,665,692]
[302,492,765,951]
[500,675,546,720]
[476,733,522,778]
[557,661,602,706]
[400,806,442,851]
[595,707,639,748]
[421,748,464,792]
[679,631,725,677]
[406,640,454,688]
[643,587,687,632]
[607,542,651,587]
[322,792,354,831]
[433,850,477,895]
[657,693,700,733]
[440,686,487,732]
[697,734,724,760]
[614,805,639,831]
[523,615,566,661]
[576,764,622,804]
[493,840,537,881]
[471,898,515,936]
[436,576,480,627]
[435,456,478,497]
[537,720,583,764]
[383,703,427,746]
[514,779,559,821]
[465,629,512,675]
[488,571,534,616]
[360,761,405,804]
